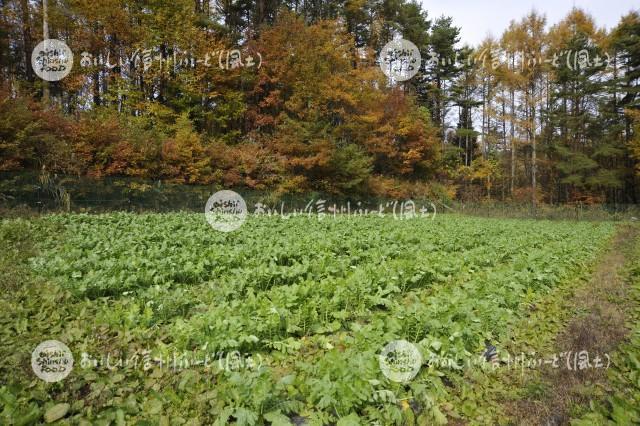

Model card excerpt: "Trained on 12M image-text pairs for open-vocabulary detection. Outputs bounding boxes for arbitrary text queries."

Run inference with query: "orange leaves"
[361,91,440,177]
[249,12,360,133]
[0,7,444,199]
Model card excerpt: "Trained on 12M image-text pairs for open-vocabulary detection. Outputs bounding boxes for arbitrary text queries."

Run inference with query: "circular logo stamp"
[379,340,422,383]
[31,39,74,81]
[31,340,74,382]
[379,38,421,81]
[205,190,247,232]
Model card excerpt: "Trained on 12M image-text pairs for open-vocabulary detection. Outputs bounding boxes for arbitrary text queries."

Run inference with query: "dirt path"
[507,225,639,425]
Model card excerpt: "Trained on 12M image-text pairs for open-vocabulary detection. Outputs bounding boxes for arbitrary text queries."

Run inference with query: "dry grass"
[509,226,639,425]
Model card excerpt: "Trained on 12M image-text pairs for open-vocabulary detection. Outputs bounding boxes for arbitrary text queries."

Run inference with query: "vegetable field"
[0,214,621,424]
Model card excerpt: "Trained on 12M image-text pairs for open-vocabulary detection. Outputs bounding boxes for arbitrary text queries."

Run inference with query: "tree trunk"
[531,86,537,215]
[465,134,469,167]
[20,0,33,82]
[510,87,515,195]
[42,0,49,103]
[532,121,537,213]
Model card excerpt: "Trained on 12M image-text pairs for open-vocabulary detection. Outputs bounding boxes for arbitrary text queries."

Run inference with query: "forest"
[1,0,639,205]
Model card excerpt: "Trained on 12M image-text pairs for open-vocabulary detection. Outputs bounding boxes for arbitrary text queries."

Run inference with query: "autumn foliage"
[0,10,441,198]
[0,1,638,202]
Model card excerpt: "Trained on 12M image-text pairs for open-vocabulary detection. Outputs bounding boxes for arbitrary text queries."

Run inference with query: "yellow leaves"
[358,111,383,125]
[548,8,606,49]
[400,148,425,174]
[345,0,368,15]
[158,113,210,183]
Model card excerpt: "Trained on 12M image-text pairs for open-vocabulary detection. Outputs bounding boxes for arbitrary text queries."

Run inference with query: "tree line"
[0,0,639,203]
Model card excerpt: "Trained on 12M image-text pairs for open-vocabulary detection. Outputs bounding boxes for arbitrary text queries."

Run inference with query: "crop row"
[28,213,615,424]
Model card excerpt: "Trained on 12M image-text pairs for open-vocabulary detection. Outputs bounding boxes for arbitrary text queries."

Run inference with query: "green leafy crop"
[0,213,616,424]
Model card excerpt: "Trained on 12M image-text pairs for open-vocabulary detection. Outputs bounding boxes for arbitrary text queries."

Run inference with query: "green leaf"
[44,403,70,423]
[336,413,362,426]
[264,410,293,426]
